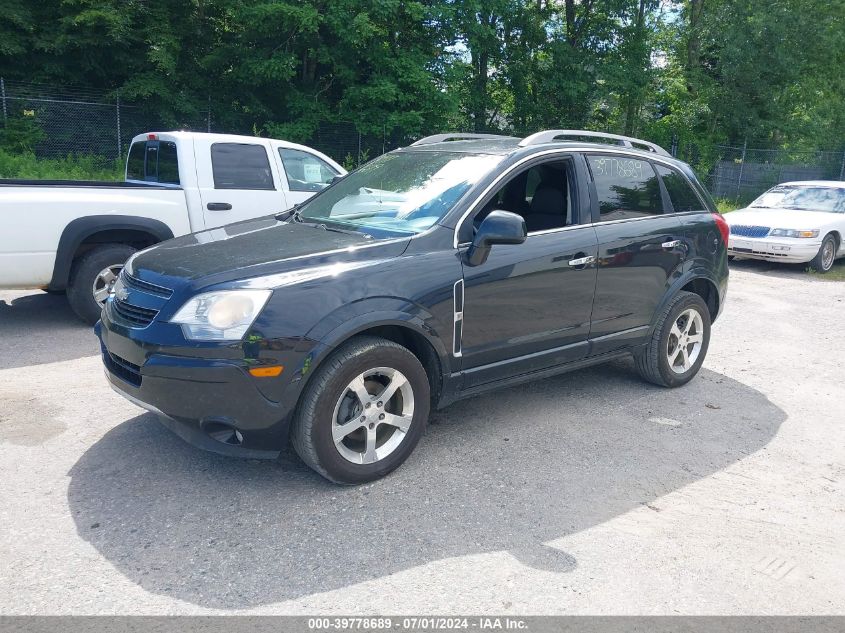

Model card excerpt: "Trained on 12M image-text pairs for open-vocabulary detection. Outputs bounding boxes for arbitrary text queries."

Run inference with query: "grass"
[715,198,743,213]
[806,259,845,281]
[0,149,123,180]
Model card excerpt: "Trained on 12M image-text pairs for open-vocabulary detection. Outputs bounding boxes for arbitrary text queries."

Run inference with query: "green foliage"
[0,150,123,180]
[0,0,842,163]
[0,116,46,153]
[715,199,741,214]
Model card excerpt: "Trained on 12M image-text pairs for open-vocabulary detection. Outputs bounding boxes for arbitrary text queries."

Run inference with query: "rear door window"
[211,143,275,190]
[655,164,705,212]
[278,148,338,192]
[125,140,180,184]
[587,155,663,221]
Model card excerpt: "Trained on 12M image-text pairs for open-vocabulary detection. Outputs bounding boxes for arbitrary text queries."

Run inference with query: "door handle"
[661,239,681,249]
[568,255,595,267]
[206,202,233,211]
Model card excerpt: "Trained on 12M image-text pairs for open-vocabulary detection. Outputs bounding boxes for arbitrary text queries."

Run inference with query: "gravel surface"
[1,260,843,615]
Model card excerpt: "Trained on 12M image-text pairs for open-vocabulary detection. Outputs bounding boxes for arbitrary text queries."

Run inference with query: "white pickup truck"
[0,131,345,323]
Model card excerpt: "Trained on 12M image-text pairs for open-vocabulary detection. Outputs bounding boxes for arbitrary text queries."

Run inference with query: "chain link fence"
[0,79,403,168]
[703,145,845,202]
[2,79,844,198]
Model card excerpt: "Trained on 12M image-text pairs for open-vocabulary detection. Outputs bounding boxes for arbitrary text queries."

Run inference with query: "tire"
[727,255,735,262]
[43,289,65,295]
[635,291,711,388]
[291,336,431,484]
[809,233,837,273]
[66,244,136,325]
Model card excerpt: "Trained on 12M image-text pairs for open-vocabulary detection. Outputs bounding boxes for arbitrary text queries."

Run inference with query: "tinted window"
[157,140,180,184]
[211,143,274,190]
[655,164,703,212]
[588,155,663,221]
[279,148,338,192]
[125,140,180,184]
[126,142,145,181]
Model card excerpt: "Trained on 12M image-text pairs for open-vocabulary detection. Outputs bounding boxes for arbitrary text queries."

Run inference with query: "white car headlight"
[170,289,271,340]
[769,228,819,238]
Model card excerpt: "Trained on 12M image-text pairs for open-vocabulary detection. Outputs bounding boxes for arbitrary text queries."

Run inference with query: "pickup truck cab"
[97,130,729,484]
[0,131,345,322]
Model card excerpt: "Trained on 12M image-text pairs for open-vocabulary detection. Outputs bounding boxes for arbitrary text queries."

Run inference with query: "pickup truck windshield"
[298,151,504,236]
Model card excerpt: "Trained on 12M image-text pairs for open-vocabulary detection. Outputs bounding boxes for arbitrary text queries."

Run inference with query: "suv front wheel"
[635,291,711,388]
[291,336,430,484]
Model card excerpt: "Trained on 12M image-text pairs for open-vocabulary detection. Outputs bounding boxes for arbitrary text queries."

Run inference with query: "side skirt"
[437,347,642,408]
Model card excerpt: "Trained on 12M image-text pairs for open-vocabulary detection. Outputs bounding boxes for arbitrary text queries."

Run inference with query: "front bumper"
[728,236,821,263]
[96,317,311,458]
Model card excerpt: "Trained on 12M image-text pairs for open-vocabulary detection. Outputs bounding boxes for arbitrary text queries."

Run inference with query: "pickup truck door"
[193,138,290,228]
[269,142,345,207]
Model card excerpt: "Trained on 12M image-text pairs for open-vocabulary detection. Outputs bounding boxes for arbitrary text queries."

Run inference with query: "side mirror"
[465,210,527,266]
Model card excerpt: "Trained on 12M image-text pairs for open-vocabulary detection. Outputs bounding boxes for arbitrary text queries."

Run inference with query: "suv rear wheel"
[635,291,711,388]
[291,336,430,484]
[66,244,136,325]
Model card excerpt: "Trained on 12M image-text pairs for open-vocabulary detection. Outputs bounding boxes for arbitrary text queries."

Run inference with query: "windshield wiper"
[316,224,373,239]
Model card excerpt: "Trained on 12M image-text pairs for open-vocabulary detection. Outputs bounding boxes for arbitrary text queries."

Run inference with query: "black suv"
[97,130,729,484]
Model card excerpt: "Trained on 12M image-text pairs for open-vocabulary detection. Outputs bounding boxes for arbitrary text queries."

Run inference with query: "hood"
[726,207,840,230]
[128,216,410,288]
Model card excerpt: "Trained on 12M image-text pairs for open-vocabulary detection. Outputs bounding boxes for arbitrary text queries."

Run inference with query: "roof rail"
[519,129,670,157]
[411,133,514,146]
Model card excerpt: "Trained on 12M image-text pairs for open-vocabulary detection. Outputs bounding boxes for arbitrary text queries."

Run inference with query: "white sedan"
[726,181,845,272]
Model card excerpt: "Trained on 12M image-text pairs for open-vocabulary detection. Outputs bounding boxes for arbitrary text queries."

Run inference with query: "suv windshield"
[297,151,504,237]
[750,185,845,213]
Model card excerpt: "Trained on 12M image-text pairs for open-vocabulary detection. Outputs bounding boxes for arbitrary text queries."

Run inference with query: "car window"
[750,185,845,213]
[588,155,663,221]
[126,140,180,185]
[298,151,504,238]
[655,164,704,212]
[156,141,180,184]
[211,143,274,190]
[471,160,574,237]
[279,148,338,192]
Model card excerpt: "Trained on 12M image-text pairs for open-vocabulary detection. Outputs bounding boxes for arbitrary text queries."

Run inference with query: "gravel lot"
[1,261,843,615]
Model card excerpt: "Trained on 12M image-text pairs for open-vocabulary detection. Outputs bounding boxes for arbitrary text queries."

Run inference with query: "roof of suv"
[397,130,677,163]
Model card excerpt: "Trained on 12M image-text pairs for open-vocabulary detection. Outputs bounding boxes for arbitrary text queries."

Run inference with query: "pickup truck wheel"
[66,244,136,325]
[809,233,837,273]
[635,291,711,388]
[291,336,430,484]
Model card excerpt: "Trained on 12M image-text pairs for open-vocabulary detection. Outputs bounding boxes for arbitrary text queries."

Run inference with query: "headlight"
[170,289,271,340]
[769,228,819,238]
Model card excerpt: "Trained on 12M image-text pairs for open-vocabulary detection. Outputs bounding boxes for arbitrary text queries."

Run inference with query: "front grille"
[122,272,173,299]
[730,224,770,238]
[112,298,158,327]
[104,351,142,387]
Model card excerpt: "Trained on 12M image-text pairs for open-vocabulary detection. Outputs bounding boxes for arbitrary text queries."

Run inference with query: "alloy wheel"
[331,367,415,465]
[92,265,123,304]
[666,308,704,374]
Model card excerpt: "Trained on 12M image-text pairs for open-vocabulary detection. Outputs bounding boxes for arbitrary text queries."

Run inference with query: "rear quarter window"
[211,143,275,190]
[655,164,705,212]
